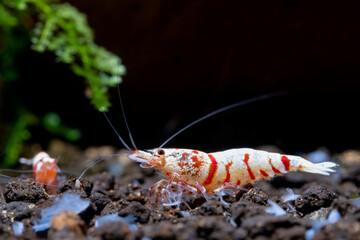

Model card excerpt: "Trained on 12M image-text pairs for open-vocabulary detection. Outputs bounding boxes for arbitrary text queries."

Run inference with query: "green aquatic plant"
[43,112,81,141]
[2,0,126,111]
[2,111,37,167]
[2,110,82,167]
[0,0,126,166]
[28,1,126,111]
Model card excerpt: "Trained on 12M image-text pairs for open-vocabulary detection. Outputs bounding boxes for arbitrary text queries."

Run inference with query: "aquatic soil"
[1,147,360,240]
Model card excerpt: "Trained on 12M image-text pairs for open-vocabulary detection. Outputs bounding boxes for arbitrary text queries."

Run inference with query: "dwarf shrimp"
[129,148,337,205]
[79,90,337,206]
[19,151,64,193]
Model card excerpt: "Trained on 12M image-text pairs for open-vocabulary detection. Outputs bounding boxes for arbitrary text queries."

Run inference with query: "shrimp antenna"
[87,77,132,151]
[0,169,34,173]
[103,112,132,151]
[159,91,287,148]
[118,85,137,150]
[77,152,129,180]
[0,174,12,179]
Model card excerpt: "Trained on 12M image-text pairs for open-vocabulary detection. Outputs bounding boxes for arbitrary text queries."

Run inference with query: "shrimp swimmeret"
[79,91,337,206]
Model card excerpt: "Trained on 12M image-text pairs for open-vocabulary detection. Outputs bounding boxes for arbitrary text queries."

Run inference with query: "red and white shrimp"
[85,90,337,206]
[20,151,61,193]
[128,148,337,205]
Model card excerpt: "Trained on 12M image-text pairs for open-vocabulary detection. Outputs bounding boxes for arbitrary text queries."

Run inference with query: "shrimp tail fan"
[301,161,338,175]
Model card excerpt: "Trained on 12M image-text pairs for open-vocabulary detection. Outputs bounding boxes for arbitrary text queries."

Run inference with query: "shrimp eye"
[158,149,165,155]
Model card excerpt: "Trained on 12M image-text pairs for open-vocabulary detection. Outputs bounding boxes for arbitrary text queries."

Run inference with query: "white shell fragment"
[32,193,90,232]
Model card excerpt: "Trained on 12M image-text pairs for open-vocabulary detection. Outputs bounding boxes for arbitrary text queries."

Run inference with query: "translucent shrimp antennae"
[118,85,137,150]
[0,174,12,179]
[0,167,78,176]
[88,76,132,151]
[0,169,34,174]
[159,91,286,148]
[103,112,132,151]
[77,152,129,180]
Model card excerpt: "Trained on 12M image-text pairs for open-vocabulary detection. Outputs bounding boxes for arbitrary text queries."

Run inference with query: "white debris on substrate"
[352,197,360,208]
[304,209,341,240]
[181,211,190,217]
[263,189,341,240]
[265,200,286,216]
[281,188,300,213]
[265,188,300,217]
[12,221,24,236]
[281,188,300,202]
[32,193,90,232]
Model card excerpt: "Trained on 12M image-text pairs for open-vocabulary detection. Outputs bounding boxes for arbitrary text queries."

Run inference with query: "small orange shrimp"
[20,151,61,193]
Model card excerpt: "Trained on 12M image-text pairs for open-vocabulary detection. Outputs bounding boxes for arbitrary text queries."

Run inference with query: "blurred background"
[1,0,360,167]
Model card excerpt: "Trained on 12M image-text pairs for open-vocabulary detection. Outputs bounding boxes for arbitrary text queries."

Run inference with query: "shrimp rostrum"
[94,91,337,206]
[129,148,337,205]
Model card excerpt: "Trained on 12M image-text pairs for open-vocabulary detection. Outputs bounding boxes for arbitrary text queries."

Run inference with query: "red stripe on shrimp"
[223,162,233,183]
[203,154,218,186]
[259,169,269,177]
[281,155,290,171]
[269,158,281,173]
[243,153,255,180]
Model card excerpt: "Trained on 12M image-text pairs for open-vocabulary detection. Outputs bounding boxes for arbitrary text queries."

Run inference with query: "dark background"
[14,0,360,153]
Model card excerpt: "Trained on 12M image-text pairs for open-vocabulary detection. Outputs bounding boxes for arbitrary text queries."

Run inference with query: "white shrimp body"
[206,148,335,192]
[129,148,337,199]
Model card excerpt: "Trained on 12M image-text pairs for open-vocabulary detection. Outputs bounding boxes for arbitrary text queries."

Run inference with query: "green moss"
[1,0,125,111]
[0,0,125,166]
[30,2,126,111]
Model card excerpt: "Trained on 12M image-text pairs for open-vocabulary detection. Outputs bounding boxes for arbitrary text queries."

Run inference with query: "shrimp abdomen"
[208,149,337,192]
